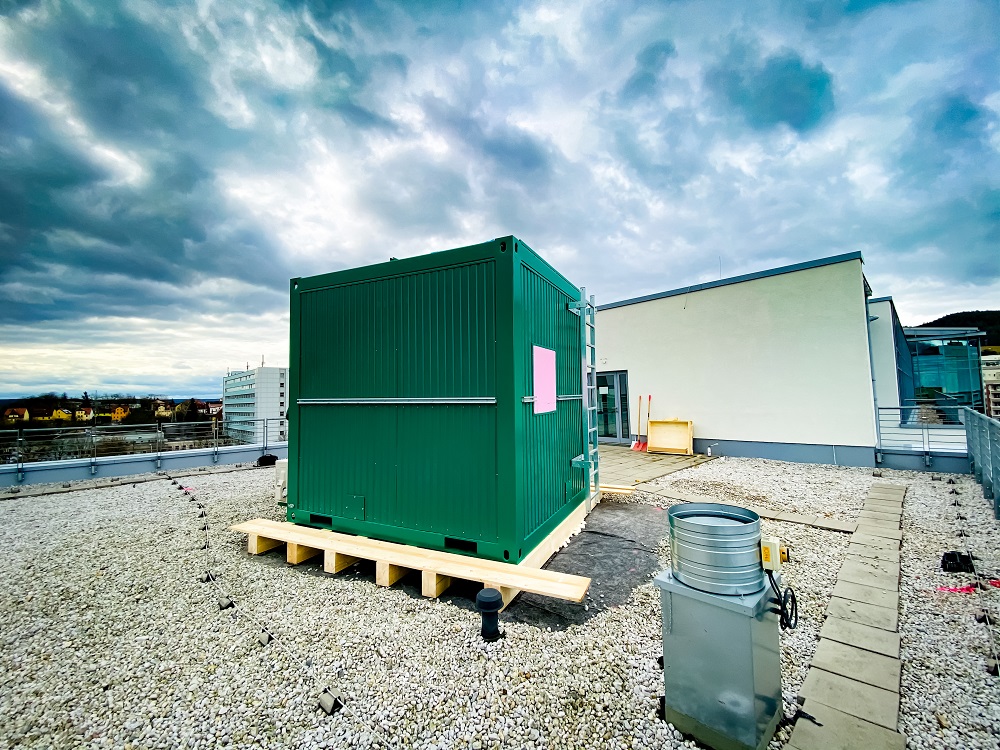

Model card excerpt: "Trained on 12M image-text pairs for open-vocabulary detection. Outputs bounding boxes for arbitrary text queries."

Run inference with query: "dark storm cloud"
[360,154,471,232]
[882,91,1000,285]
[609,118,706,195]
[897,92,997,183]
[618,40,677,103]
[895,96,996,174]
[707,42,836,133]
[796,0,920,27]
[0,3,298,328]
[0,0,37,17]
[422,97,554,179]
[18,7,208,144]
[297,30,404,131]
[0,83,103,267]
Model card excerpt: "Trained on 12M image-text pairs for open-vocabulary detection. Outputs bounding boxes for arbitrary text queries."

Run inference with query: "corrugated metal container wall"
[287,236,591,563]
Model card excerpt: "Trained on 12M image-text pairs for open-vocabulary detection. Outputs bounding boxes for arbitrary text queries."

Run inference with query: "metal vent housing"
[668,502,764,595]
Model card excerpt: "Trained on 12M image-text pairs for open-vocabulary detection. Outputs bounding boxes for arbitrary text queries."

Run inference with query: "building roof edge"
[597,251,865,312]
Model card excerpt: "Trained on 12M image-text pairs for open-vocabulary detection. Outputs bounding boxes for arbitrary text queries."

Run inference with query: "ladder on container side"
[569,287,600,509]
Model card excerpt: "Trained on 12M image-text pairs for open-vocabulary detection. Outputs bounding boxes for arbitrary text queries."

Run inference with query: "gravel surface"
[639,455,876,521]
[1,458,997,749]
[898,471,1000,749]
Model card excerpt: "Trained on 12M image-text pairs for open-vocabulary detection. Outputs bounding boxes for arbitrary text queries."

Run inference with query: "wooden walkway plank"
[790,482,907,750]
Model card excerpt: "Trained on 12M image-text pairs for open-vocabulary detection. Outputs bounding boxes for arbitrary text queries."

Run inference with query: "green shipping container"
[287,235,598,563]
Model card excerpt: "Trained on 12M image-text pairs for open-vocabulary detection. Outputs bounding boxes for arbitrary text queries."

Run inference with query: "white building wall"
[222,366,288,442]
[868,299,901,409]
[596,259,877,450]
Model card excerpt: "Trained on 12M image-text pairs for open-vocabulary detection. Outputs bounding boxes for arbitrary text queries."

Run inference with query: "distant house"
[51,408,72,421]
[206,401,223,416]
[109,405,130,423]
[75,408,94,421]
[153,400,174,419]
[3,408,29,423]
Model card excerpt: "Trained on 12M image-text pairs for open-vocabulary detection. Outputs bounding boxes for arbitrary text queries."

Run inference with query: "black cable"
[767,569,798,630]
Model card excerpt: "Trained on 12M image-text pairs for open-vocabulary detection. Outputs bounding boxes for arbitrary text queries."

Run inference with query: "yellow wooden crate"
[647,419,694,455]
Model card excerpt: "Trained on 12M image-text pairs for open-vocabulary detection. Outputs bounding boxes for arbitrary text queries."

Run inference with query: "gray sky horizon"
[1,0,998,399]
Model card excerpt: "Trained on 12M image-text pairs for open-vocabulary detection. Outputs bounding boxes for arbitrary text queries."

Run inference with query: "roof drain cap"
[476,588,505,642]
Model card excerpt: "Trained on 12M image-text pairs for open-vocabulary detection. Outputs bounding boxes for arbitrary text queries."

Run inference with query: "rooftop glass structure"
[902,327,984,410]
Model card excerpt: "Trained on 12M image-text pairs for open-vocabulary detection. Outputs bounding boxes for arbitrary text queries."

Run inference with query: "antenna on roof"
[261,355,265,367]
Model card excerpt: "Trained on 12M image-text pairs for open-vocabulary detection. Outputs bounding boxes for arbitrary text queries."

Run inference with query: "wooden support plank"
[248,533,283,555]
[493,498,593,609]
[482,582,518,608]
[232,518,591,602]
[376,561,407,587]
[324,550,361,574]
[599,484,635,495]
[421,570,451,598]
[286,542,322,565]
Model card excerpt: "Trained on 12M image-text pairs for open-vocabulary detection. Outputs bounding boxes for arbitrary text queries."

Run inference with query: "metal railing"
[878,404,999,518]
[0,419,287,479]
[965,409,999,517]
[877,405,968,458]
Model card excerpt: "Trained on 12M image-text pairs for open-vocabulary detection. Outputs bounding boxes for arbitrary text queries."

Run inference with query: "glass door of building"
[596,371,631,444]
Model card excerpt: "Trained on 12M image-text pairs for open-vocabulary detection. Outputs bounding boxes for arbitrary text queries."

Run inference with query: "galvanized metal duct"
[667,503,764,595]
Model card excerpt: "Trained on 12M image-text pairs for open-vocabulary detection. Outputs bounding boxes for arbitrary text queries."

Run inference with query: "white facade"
[867,297,914,411]
[596,254,878,465]
[222,366,288,443]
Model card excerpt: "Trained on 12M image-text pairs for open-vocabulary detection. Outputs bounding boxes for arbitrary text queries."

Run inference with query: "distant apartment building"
[983,355,1000,420]
[222,366,288,443]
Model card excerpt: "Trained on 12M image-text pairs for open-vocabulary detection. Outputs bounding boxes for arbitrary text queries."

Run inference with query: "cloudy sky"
[1,0,998,398]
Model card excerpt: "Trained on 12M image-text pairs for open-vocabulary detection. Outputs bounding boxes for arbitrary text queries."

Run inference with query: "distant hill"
[916,310,1000,347]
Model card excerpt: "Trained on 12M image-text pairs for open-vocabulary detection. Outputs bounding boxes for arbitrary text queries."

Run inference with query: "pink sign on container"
[532,345,557,414]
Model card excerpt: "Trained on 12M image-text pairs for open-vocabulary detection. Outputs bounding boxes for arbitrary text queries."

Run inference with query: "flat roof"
[597,251,864,312]
[903,327,986,339]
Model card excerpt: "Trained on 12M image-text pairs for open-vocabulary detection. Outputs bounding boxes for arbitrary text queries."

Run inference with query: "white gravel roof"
[1,458,997,749]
